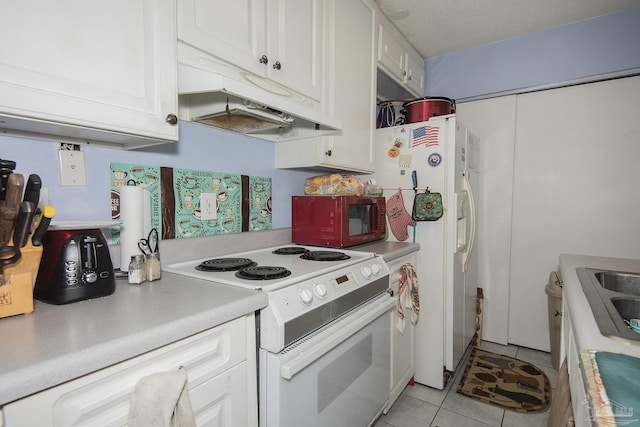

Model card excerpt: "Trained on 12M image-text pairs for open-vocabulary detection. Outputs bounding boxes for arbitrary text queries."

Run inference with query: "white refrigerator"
[370,114,479,389]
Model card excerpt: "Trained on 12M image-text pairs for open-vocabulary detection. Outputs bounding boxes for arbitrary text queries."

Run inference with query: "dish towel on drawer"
[128,366,196,427]
[397,263,420,333]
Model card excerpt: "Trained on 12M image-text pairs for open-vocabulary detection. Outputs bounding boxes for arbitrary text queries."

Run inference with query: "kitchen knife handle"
[13,201,35,248]
[31,205,55,247]
[23,174,42,210]
[5,173,24,211]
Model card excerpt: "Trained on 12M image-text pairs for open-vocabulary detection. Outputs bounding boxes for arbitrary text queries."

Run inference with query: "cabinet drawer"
[3,316,251,426]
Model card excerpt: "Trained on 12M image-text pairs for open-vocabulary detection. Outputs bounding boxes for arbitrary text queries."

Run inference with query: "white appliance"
[370,114,479,389]
[164,245,394,427]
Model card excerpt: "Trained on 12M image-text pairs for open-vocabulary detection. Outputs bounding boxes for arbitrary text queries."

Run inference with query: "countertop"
[560,254,640,425]
[560,254,640,357]
[0,237,419,407]
[0,273,267,406]
[352,241,420,262]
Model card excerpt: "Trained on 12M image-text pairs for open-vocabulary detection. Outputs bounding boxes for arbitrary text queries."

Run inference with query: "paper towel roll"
[120,185,151,270]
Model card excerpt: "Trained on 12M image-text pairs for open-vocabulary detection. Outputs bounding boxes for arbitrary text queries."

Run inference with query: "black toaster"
[34,229,116,304]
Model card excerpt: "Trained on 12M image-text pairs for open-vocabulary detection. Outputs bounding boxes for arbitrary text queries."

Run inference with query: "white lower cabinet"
[561,293,588,426]
[385,252,417,413]
[2,315,257,427]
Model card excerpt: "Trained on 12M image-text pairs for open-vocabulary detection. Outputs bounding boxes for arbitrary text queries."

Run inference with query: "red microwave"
[291,196,386,248]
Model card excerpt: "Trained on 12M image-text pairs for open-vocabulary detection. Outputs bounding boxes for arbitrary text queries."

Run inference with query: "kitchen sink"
[577,268,640,343]
[595,271,640,296]
[611,297,640,321]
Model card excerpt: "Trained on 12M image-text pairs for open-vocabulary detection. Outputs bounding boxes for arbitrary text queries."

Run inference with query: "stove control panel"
[261,257,391,352]
[265,258,391,319]
[360,261,384,279]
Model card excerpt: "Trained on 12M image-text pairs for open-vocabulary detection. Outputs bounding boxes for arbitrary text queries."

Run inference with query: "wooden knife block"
[0,241,43,318]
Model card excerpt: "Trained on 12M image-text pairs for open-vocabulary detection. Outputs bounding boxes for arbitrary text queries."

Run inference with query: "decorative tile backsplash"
[110,162,272,243]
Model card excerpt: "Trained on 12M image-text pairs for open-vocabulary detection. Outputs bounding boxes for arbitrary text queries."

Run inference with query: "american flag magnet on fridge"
[411,125,440,147]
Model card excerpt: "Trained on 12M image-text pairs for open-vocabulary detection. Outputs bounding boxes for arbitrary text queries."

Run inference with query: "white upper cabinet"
[178,0,323,101]
[377,11,425,98]
[404,48,426,96]
[0,0,179,149]
[274,0,377,173]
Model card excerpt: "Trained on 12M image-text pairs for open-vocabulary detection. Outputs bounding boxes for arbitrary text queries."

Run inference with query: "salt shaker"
[128,254,147,284]
[146,252,162,282]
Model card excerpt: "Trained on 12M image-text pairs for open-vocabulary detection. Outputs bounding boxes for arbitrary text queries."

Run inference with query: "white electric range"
[163,244,394,427]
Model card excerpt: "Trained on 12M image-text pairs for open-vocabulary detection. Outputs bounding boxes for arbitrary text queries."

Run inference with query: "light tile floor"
[373,340,558,427]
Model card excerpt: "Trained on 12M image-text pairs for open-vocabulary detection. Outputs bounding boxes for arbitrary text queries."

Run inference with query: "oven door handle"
[280,295,395,380]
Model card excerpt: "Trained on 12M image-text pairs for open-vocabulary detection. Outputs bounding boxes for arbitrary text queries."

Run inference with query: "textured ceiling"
[376,0,640,58]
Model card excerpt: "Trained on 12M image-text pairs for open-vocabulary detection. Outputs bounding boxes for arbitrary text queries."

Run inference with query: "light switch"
[58,150,87,186]
[200,193,217,220]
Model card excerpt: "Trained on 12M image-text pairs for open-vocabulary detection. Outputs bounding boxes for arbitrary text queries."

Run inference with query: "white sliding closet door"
[509,75,640,350]
[458,75,640,350]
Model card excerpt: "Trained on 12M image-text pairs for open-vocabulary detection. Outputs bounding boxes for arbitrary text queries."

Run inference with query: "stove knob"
[370,263,382,276]
[298,288,314,305]
[313,283,327,299]
[360,265,372,279]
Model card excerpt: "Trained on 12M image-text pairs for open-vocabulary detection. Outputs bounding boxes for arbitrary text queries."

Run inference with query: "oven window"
[318,334,372,412]
[348,205,373,236]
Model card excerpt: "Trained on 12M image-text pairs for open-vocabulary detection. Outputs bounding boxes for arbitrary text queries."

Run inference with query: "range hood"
[178,64,342,142]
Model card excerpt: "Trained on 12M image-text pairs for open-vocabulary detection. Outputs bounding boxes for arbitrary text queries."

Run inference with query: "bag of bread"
[304,174,364,196]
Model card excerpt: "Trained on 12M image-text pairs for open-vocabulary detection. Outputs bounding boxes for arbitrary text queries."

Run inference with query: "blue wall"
[0,122,315,228]
[425,6,640,100]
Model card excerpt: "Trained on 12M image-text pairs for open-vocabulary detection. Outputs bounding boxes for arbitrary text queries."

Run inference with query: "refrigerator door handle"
[462,169,476,272]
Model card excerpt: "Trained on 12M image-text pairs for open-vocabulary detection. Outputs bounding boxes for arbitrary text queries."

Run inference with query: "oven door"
[259,294,394,427]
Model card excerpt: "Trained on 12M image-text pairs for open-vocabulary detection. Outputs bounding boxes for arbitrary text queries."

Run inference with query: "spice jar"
[128,254,147,284]
[146,252,162,282]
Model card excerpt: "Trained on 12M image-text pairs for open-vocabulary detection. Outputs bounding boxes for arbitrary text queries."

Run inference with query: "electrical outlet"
[58,150,87,186]
[200,193,217,220]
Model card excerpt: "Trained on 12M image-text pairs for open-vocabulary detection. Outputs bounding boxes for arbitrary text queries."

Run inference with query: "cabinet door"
[323,0,376,172]
[3,316,257,427]
[405,52,425,96]
[377,23,407,83]
[0,0,178,144]
[177,0,267,77]
[267,0,323,100]
[385,252,417,413]
[273,0,375,172]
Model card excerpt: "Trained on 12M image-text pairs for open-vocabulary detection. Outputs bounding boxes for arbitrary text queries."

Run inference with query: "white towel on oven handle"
[397,263,419,333]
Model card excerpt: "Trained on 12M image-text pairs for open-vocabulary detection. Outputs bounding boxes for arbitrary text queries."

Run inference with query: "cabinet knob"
[259,55,269,65]
[325,150,332,157]
[403,71,407,76]
[408,76,412,80]
[273,61,282,70]
[165,114,178,126]
[387,289,394,297]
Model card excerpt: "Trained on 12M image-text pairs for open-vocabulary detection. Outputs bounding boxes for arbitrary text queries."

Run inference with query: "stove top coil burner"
[196,258,257,272]
[272,246,309,255]
[300,250,351,261]
[235,266,292,280]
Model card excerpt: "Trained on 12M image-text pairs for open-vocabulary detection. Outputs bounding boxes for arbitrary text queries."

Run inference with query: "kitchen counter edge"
[0,272,268,406]
[559,254,640,357]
